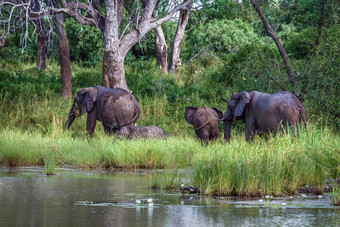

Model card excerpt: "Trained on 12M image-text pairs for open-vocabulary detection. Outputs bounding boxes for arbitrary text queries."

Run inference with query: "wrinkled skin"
[116,125,166,139]
[64,86,140,136]
[221,91,307,141]
[185,107,223,142]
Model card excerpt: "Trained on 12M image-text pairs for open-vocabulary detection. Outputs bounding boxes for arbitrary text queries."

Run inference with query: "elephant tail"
[194,119,214,130]
[120,104,141,128]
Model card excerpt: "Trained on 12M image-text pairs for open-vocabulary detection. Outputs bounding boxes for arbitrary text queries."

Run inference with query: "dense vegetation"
[0,0,339,197]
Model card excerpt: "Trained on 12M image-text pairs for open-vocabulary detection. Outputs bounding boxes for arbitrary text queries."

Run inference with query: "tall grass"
[0,125,339,196]
[192,126,340,196]
[331,185,340,206]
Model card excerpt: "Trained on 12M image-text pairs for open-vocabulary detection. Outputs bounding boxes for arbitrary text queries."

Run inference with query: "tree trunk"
[54,13,72,98]
[36,20,47,70]
[168,4,192,73]
[102,52,127,89]
[154,25,168,73]
[102,0,129,90]
[250,0,297,89]
[306,0,328,63]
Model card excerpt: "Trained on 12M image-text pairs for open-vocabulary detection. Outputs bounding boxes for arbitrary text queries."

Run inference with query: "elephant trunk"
[223,120,232,141]
[64,102,77,130]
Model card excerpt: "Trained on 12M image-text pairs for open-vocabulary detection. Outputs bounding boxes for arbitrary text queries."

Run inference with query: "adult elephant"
[220,91,306,141]
[64,86,140,135]
[185,107,223,142]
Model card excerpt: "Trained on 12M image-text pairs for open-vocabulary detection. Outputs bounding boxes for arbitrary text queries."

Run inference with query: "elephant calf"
[116,125,166,139]
[185,107,223,142]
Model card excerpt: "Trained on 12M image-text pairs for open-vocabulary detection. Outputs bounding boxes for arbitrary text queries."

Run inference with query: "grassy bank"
[0,125,339,197]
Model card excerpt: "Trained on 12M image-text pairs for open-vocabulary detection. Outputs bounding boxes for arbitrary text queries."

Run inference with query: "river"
[0,167,339,227]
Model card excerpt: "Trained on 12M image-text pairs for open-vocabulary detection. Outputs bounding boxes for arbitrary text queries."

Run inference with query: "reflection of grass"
[0,124,339,197]
[331,185,340,206]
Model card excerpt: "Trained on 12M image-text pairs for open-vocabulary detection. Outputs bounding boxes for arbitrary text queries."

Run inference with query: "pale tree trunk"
[250,0,297,89]
[54,13,72,98]
[154,25,168,73]
[102,0,128,90]
[168,3,192,73]
[101,0,192,90]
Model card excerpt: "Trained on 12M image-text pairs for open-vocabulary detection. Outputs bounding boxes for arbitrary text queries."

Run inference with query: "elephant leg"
[103,125,112,135]
[210,127,219,140]
[86,107,97,136]
[198,128,210,143]
[245,119,255,142]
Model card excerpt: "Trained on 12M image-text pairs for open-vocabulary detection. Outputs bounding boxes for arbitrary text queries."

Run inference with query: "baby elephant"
[185,107,223,142]
[116,125,166,139]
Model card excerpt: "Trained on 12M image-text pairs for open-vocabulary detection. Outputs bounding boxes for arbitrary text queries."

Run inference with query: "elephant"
[116,125,166,139]
[64,86,140,135]
[220,91,307,141]
[185,107,223,142]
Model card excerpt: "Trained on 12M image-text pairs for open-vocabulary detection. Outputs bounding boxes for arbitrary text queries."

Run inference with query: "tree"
[54,13,72,98]
[0,0,193,91]
[168,1,192,73]
[250,0,297,89]
[54,0,193,90]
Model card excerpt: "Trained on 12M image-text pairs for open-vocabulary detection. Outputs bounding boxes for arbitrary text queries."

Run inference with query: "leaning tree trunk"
[54,13,72,98]
[168,4,192,73]
[36,20,47,70]
[154,25,168,73]
[250,0,297,89]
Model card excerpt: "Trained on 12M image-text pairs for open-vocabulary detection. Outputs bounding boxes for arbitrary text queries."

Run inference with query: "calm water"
[0,167,339,227]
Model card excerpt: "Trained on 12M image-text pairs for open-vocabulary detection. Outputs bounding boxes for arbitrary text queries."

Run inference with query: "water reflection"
[0,167,339,227]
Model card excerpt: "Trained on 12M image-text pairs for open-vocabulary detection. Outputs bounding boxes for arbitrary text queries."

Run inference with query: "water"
[0,167,339,227]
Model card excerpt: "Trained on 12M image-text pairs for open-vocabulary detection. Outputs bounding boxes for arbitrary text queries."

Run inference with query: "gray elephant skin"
[64,86,140,135]
[116,125,166,139]
[221,91,307,141]
[185,107,223,142]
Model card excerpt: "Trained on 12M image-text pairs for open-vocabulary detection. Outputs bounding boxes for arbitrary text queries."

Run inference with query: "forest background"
[0,0,339,196]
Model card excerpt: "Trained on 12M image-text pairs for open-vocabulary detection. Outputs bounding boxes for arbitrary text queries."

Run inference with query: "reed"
[331,184,340,206]
[191,126,340,197]
[0,124,339,196]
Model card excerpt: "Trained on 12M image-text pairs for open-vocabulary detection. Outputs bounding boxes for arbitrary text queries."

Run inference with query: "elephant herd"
[64,86,307,142]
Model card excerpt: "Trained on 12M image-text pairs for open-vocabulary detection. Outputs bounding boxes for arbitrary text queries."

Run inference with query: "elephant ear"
[185,107,198,124]
[234,91,250,118]
[80,88,98,115]
[212,108,223,120]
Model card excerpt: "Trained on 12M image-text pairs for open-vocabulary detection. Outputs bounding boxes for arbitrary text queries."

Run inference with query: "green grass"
[331,184,340,206]
[0,125,339,196]
[192,126,340,197]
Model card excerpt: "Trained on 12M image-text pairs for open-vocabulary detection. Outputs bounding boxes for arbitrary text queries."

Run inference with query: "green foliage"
[188,19,261,58]
[64,17,104,66]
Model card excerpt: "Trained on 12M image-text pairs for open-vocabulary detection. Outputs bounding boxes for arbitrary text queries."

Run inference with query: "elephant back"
[97,88,140,129]
[193,107,218,130]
